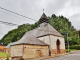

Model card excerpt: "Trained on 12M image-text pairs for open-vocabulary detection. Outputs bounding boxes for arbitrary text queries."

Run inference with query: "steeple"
[39,13,49,24]
[39,12,49,28]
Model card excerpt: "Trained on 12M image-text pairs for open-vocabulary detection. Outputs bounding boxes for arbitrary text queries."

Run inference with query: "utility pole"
[67,33,69,53]
[67,21,69,53]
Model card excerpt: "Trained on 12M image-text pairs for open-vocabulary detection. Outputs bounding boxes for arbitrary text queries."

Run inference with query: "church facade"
[11,13,66,59]
[38,34,65,55]
[26,13,66,55]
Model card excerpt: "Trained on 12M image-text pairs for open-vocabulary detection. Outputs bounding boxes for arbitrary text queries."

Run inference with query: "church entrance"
[56,39,60,54]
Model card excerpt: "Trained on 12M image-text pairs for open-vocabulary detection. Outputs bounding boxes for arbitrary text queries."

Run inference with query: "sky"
[0,0,80,39]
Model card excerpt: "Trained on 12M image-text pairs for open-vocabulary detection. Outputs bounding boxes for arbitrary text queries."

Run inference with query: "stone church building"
[11,13,66,59]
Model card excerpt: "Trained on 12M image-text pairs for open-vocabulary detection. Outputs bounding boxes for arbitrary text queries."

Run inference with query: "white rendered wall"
[38,35,65,50]
[38,36,50,45]
[50,35,65,49]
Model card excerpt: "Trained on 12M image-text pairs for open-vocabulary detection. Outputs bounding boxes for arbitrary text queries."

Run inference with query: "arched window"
[56,39,60,45]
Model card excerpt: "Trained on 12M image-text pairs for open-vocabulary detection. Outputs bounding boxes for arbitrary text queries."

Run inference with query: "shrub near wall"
[66,45,80,50]
[66,49,70,53]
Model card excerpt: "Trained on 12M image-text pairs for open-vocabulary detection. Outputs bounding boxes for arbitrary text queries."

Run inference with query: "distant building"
[11,13,66,59]
[4,42,15,54]
[0,46,6,52]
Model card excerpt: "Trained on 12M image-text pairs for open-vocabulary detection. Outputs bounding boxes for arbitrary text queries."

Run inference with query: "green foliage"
[66,49,70,53]
[66,45,80,50]
[0,14,79,46]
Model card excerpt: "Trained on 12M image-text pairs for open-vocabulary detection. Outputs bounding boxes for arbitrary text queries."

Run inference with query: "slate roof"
[25,23,64,37]
[13,34,48,46]
[5,42,15,48]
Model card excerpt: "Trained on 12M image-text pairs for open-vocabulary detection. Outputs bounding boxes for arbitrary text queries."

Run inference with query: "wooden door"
[57,45,60,53]
[57,40,60,54]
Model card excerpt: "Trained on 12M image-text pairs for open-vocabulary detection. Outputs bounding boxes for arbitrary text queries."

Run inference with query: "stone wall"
[60,49,66,54]
[23,45,49,58]
[51,49,66,55]
[51,49,57,55]
[11,45,23,57]
[11,44,49,59]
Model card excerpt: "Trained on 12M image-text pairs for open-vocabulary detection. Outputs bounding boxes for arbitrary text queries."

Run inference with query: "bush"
[66,49,70,53]
[66,45,80,50]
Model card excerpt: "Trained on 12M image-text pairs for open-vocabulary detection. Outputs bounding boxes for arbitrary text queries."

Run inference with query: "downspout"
[22,44,24,57]
[48,24,51,56]
[49,34,51,56]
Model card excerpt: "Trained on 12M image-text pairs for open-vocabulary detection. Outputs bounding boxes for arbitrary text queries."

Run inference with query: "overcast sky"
[0,0,80,39]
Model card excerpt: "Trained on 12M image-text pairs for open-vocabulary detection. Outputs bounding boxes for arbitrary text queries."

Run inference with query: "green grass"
[66,49,77,53]
[0,52,10,58]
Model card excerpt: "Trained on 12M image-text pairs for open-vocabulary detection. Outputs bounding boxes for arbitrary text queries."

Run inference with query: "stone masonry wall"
[11,45,23,57]
[23,45,49,59]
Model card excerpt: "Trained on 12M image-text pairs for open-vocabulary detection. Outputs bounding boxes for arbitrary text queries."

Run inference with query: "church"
[11,13,66,59]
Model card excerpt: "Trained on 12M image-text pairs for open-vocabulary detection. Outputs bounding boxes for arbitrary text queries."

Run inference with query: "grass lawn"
[66,49,77,53]
[0,52,10,58]
[70,49,77,51]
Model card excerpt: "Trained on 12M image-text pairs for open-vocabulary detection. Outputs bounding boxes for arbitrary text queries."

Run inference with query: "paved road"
[46,52,80,60]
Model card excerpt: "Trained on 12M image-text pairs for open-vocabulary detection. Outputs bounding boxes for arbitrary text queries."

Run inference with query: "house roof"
[0,46,6,50]
[13,34,48,46]
[25,23,64,38]
[5,42,15,48]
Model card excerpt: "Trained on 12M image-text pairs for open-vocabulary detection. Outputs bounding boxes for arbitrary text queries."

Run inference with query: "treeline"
[0,14,79,45]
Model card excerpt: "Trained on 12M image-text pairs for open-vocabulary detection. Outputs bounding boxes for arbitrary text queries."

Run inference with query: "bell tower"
[39,12,49,28]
